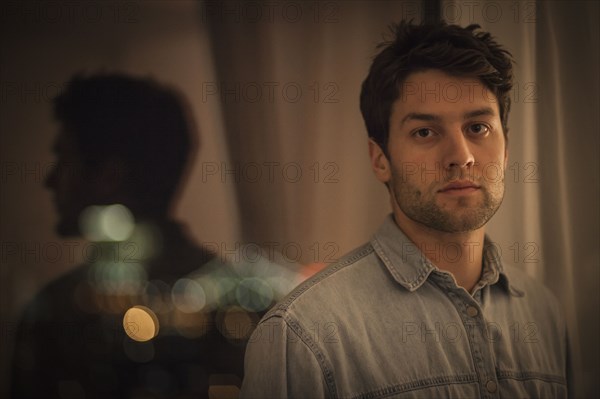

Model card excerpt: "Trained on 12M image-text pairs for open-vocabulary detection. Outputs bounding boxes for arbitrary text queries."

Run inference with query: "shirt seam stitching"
[274,244,374,310]
[283,314,338,398]
[349,374,478,399]
[496,370,567,385]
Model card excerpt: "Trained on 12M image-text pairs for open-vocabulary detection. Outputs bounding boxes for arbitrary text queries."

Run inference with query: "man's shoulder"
[21,264,91,322]
[39,263,91,299]
[263,242,379,319]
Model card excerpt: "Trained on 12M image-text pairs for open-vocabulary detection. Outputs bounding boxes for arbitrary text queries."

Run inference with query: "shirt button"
[486,380,497,393]
[466,306,479,317]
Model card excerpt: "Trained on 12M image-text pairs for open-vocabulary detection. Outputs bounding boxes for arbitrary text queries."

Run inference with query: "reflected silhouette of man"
[11,73,254,399]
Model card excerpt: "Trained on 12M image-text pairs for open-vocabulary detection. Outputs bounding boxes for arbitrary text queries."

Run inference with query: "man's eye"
[468,123,490,135]
[414,128,434,138]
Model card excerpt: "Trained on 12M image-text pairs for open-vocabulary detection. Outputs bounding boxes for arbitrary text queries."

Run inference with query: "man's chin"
[406,203,496,233]
[440,217,489,233]
[439,205,500,232]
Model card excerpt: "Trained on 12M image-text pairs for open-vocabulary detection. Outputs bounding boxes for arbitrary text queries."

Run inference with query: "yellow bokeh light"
[123,305,159,342]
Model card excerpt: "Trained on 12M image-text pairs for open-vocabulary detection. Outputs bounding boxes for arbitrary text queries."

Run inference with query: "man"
[241,21,569,398]
[10,74,258,398]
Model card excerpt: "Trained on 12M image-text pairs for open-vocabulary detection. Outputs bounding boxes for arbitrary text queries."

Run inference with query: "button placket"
[455,298,498,398]
[485,379,498,393]
[466,305,479,318]
[445,283,499,398]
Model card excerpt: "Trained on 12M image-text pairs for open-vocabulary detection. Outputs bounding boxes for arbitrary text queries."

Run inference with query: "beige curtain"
[208,2,403,263]
[206,1,417,263]
[535,2,599,396]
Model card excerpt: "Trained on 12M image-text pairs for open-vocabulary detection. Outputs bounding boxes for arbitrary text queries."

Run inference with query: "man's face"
[370,69,507,233]
[45,129,94,236]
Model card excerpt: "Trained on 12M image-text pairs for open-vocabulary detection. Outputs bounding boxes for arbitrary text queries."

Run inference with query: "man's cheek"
[401,162,420,183]
[481,161,505,186]
[419,162,445,186]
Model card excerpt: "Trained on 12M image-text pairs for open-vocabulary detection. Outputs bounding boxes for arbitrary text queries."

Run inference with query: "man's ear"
[368,139,391,183]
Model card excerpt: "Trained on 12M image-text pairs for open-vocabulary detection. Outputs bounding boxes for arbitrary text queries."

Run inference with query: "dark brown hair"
[54,73,195,213]
[360,20,514,154]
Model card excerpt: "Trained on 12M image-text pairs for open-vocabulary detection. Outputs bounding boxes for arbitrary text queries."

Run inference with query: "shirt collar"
[370,214,524,297]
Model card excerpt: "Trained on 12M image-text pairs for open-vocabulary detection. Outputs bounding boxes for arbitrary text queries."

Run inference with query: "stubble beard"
[391,170,505,233]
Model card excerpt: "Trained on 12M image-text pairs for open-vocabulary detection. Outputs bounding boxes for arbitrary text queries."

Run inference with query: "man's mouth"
[438,181,481,194]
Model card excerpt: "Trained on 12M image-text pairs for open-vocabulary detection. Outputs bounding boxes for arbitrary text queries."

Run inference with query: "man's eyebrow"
[463,107,496,119]
[400,107,497,127]
[400,112,441,126]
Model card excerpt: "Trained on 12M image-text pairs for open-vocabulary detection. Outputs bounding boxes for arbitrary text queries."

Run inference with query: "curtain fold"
[206,1,423,263]
[536,2,600,397]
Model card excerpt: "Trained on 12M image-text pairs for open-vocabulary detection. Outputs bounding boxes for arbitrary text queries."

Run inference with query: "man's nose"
[443,131,475,170]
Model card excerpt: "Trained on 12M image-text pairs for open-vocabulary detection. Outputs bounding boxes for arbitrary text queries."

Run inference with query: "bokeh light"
[143,280,173,314]
[172,278,206,313]
[79,205,104,242]
[123,305,159,342]
[172,308,212,339]
[79,204,135,242]
[100,204,135,241]
[126,222,163,261]
[235,277,273,312]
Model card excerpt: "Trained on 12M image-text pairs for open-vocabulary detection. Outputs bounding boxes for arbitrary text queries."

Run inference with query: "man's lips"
[438,181,481,193]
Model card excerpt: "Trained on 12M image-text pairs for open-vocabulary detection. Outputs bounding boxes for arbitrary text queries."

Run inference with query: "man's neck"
[393,212,485,293]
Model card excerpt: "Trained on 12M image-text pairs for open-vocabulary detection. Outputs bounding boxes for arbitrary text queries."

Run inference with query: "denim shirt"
[241,216,569,398]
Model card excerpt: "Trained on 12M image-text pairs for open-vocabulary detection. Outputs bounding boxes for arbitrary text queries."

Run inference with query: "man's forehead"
[398,70,498,105]
[392,70,500,121]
